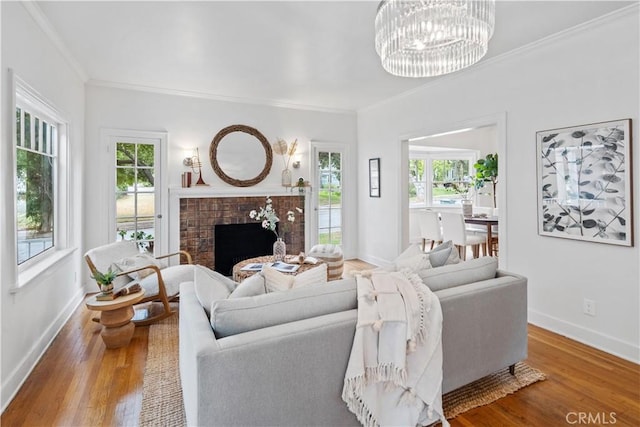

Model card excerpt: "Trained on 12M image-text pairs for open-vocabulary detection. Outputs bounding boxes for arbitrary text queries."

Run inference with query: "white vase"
[273,237,286,262]
[281,169,292,186]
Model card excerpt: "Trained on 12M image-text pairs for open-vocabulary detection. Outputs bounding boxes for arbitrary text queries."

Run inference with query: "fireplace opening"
[214,223,278,277]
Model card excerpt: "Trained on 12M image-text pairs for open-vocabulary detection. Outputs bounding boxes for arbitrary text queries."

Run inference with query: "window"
[409,150,476,207]
[14,76,68,268]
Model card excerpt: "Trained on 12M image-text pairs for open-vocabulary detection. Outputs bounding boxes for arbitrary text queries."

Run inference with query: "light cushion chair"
[440,212,487,260]
[85,240,194,325]
[308,244,344,280]
[417,210,443,251]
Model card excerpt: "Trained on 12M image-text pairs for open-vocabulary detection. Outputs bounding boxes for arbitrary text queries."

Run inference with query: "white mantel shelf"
[169,185,302,199]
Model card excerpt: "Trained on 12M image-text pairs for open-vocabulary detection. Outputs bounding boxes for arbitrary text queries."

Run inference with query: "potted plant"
[473,153,498,208]
[91,268,118,294]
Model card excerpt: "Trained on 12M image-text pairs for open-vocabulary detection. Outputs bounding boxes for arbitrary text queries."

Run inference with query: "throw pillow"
[229,274,266,298]
[392,244,424,271]
[263,264,328,293]
[115,253,163,281]
[426,240,460,267]
[193,265,232,317]
[395,253,432,271]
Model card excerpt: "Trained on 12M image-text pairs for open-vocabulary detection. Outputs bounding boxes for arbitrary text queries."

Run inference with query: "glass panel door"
[115,141,158,253]
[317,150,342,245]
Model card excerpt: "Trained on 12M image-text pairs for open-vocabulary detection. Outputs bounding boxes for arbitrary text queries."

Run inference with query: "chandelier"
[375,0,495,78]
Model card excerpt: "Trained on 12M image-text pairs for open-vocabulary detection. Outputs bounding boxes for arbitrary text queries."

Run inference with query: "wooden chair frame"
[85,250,192,326]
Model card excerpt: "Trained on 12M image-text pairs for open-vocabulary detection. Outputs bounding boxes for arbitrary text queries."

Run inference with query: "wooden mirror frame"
[209,124,273,187]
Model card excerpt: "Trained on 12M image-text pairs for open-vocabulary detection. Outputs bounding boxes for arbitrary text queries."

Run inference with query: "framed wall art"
[536,119,633,246]
[369,158,380,198]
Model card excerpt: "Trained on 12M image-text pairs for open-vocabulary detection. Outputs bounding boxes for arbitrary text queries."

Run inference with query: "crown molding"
[358,3,640,114]
[86,79,356,116]
[21,1,89,83]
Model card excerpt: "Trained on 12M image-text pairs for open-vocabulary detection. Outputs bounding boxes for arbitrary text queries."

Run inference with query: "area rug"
[138,314,186,427]
[138,316,545,425]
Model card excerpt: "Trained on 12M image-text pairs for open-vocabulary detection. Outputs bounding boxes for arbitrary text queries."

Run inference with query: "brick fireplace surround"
[179,195,305,269]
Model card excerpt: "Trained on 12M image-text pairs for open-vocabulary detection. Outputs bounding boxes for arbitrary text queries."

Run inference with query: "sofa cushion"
[210,278,357,338]
[194,265,232,316]
[263,264,328,292]
[420,257,498,291]
[229,274,266,298]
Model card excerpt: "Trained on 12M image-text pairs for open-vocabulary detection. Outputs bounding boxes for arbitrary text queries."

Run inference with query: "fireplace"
[179,195,305,274]
[214,223,277,276]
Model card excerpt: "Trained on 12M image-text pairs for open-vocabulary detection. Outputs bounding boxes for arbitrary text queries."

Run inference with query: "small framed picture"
[536,119,633,246]
[369,158,380,198]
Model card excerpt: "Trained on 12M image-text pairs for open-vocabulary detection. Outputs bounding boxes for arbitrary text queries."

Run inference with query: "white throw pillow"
[263,264,328,293]
[426,240,461,267]
[115,253,163,281]
[194,265,232,317]
[229,274,266,298]
[395,253,432,271]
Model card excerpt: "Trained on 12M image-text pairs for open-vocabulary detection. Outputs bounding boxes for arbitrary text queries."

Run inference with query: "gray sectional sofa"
[179,257,528,426]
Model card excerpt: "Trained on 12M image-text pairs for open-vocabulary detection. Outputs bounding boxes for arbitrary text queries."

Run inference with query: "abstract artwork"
[536,119,633,246]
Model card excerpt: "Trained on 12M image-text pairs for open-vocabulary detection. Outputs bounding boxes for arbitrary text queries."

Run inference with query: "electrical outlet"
[583,298,596,316]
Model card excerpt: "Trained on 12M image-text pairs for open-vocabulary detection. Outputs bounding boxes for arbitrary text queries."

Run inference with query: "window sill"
[10,247,77,294]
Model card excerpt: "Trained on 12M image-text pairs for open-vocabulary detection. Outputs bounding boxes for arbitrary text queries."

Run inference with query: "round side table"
[86,290,145,349]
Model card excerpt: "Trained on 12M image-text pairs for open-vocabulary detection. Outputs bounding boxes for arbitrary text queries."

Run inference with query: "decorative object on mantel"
[474,153,498,208]
[184,148,208,186]
[536,119,633,246]
[272,138,298,187]
[210,124,273,187]
[249,196,303,261]
[374,0,495,78]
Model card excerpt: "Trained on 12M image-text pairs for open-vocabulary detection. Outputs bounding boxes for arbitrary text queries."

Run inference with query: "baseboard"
[528,309,640,364]
[358,253,392,270]
[1,287,86,412]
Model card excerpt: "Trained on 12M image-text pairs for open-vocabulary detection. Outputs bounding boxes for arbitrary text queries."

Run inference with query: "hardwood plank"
[2,262,639,427]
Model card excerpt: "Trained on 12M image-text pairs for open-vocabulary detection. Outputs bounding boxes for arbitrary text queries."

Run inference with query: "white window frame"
[409,150,478,208]
[11,71,72,289]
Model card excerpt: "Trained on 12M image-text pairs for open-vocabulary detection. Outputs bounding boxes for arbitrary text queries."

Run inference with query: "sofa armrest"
[436,274,528,393]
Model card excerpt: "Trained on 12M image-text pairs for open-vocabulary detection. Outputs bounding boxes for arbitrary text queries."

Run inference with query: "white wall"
[1,2,85,410]
[357,7,639,362]
[84,85,358,276]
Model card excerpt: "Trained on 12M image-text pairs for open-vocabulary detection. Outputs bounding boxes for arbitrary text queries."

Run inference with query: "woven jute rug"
[138,315,545,425]
[138,314,186,427]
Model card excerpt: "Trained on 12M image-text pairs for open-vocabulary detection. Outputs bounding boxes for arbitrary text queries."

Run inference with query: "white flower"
[262,220,269,229]
[295,207,303,213]
[249,210,257,219]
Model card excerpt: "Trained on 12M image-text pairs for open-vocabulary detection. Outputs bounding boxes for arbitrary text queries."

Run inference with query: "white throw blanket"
[342,270,449,427]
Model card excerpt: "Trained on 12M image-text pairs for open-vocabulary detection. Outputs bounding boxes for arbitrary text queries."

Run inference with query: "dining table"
[464,216,499,256]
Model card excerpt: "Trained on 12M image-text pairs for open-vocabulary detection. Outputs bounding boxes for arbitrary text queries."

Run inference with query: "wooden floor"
[2,259,639,426]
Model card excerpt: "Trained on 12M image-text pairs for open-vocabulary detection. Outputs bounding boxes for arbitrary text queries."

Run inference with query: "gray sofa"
[179,258,528,426]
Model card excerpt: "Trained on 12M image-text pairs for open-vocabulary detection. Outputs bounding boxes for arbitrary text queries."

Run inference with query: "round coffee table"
[86,290,145,349]
[232,255,325,282]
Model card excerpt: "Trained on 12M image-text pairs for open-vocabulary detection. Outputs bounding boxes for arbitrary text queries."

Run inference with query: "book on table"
[240,261,300,273]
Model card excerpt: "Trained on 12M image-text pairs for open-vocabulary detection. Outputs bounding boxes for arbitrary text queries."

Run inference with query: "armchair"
[85,240,194,325]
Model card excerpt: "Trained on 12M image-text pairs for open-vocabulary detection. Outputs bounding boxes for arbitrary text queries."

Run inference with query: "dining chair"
[440,212,487,260]
[417,211,443,251]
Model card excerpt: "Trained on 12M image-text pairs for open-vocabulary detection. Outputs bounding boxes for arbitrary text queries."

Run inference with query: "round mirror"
[210,125,273,187]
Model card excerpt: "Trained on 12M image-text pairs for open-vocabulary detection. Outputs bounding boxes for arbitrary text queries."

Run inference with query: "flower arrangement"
[271,138,298,170]
[249,196,302,239]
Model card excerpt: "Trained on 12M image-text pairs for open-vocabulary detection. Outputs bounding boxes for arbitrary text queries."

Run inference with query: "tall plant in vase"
[272,138,298,186]
[474,153,498,208]
[249,196,302,261]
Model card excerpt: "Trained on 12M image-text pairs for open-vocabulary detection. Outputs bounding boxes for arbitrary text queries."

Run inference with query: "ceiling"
[35,1,634,113]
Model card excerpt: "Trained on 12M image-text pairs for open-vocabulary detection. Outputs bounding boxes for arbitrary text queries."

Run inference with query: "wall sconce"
[183,149,196,167]
[292,154,302,169]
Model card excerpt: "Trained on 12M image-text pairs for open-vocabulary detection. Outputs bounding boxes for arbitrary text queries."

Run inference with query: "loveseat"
[179,257,528,426]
